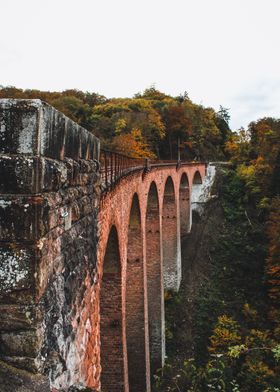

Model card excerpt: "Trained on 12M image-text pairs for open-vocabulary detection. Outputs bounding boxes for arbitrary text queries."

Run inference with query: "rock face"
[0,100,100,390]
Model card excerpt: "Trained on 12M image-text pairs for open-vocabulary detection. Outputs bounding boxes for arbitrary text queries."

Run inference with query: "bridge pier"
[146,183,165,376]
[162,177,181,292]
[179,173,190,237]
[126,195,148,392]
[100,226,124,392]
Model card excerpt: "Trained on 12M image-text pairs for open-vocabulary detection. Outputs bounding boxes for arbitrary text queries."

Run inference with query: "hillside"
[0,86,231,161]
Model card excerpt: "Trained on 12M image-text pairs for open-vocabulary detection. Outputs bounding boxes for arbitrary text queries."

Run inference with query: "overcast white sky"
[1,0,279,130]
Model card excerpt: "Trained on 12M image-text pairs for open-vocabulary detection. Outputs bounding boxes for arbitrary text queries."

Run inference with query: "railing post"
[104,151,108,189]
[110,151,113,187]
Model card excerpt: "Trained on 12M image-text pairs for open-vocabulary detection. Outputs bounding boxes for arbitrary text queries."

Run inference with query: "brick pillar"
[100,226,124,392]
[126,195,146,392]
[179,173,190,237]
[146,183,165,376]
[162,177,180,291]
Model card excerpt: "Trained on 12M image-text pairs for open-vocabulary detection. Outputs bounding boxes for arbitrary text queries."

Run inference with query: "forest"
[0,86,231,161]
[1,86,280,391]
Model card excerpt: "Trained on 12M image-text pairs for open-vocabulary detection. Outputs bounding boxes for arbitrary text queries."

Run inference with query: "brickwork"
[100,226,124,392]
[126,195,146,392]
[179,173,190,237]
[146,182,164,375]
[97,165,205,392]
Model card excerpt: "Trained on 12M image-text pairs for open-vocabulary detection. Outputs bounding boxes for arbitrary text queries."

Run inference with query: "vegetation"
[153,117,280,391]
[0,86,231,160]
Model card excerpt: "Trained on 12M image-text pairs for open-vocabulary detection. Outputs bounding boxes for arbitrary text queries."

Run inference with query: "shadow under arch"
[100,225,124,392]
[193,170,203,185]
[179,172,190,237]
[146,182,165,376]
[191,170,203,205]
[126,193,147,392]
[162,176,180,291]
[190,170,204,230]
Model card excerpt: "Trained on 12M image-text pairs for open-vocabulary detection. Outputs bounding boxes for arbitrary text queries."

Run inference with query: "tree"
[111,128,156,159]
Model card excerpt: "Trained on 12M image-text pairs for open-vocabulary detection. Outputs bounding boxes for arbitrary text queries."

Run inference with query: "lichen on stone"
[0,248,30,292]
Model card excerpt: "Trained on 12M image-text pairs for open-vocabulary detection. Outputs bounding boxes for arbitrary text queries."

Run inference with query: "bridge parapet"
[100,149,147,190]
[0,99,100,388]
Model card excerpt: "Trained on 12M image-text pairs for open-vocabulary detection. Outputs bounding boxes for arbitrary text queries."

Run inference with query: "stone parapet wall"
[0,100,100,390]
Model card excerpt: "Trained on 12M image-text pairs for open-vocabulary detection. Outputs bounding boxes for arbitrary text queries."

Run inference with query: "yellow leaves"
[245,329,271,348]
[245,359,275,381]
[111,128,156,159]
[115,118,127,134]
[208,315,241,353]
[237,164,255,180]
[228,344,247,358]
[209,329,241,352]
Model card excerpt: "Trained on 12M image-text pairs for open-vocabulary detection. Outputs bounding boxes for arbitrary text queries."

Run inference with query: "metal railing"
[100,149,207,191]
[100,150,147,190]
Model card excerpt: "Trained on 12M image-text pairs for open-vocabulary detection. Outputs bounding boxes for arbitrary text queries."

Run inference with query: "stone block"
[0,304,42,331]
[0,244,36,303]
[0,99,40,155]
[39,104,66,160]
[42,158,68,192]
[0,155,41,194]
[0,328,43,357]
[0,195,46,241]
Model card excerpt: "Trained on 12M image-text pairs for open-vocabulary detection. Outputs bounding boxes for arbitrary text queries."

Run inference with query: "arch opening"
[179,173,190,237]
[100,225,124,392]
[162,176,180,291]
[192,170,203,204]
[146,182,165,376]
[190,170,204,230]
[126,194,147,392]
[193,170,203,185]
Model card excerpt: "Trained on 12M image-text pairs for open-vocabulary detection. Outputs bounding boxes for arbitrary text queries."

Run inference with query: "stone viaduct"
[0,100,206,392]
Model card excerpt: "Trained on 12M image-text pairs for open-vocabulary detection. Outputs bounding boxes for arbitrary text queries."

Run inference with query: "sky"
[1,0,280,130]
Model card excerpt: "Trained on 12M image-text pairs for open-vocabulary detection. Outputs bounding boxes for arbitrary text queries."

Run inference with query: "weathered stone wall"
[0,99,100,391]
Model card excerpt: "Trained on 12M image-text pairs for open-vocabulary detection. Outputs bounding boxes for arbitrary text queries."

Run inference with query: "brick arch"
[87,164,207,391]
[126,193,146,392]
[162,176,180,291]
[191,169,204,204]
[189,167,206,231]
[146,181,165,376]
[100,225,124,392]
[179,172,190,237]
[192,170,203,185]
